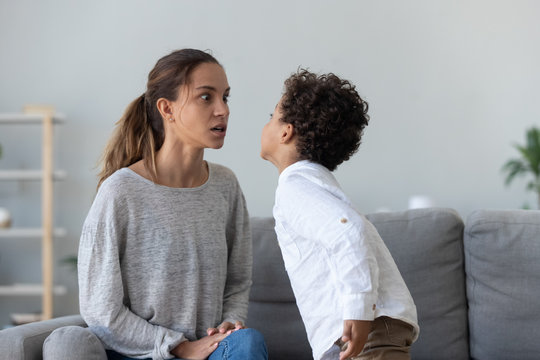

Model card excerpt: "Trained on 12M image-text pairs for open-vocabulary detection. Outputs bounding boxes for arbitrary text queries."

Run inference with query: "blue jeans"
[106,328,268,360]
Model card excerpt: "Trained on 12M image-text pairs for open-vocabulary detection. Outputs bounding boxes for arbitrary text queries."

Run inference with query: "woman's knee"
[43,326,107,360]
[232,328,268,356]
[241,328,265,344]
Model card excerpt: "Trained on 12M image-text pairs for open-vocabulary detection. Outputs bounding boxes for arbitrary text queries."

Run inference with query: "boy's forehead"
[276,96,284,108]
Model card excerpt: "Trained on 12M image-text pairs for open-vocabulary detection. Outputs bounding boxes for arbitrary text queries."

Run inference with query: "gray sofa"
[1,208,539,359]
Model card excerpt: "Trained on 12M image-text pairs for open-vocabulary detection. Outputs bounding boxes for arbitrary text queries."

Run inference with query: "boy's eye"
[223,95,229,103]
[269,113,273,119]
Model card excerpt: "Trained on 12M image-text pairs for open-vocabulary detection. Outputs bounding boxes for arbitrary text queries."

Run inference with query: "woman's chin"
[208,141,225,150]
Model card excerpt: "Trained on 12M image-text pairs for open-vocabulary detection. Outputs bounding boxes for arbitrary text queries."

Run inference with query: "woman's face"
[169,62,230,150]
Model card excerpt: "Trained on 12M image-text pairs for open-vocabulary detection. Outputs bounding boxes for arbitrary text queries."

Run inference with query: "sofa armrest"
[0,315,86,360]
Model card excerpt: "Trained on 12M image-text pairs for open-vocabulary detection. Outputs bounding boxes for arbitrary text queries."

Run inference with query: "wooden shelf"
[0,107,65,320]
[0,113,65,124]
[0,284,67,296]
[0,170,67,181]
[0,228,67,238]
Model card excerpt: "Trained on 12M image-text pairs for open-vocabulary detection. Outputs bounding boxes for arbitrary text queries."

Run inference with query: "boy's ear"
[281,123,295,144]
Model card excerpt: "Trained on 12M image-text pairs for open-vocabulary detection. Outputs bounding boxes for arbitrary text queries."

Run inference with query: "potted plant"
[502,127,540,209]
[60,255,78,273]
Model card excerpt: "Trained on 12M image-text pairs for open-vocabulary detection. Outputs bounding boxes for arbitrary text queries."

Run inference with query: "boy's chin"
[260,151,270,162]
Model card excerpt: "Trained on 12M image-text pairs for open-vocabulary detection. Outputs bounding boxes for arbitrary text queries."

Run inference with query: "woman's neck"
[130,142,208,188]
[155,146,208,188]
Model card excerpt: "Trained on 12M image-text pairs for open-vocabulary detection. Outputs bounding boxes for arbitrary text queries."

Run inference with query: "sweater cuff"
[159,329,187,360]
[342,293,377,320]
[222,316,244,326]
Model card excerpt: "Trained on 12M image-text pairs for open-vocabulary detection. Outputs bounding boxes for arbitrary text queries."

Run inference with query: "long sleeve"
[222,178,252,325]
[276,172,380,321]
[78,186,185,360]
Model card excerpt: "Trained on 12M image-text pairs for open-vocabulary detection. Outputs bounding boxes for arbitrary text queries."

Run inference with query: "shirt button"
[340,218,348,224]
[372,304,376,311]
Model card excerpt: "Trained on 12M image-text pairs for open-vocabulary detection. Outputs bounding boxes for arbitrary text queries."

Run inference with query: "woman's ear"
[156,98,174,122]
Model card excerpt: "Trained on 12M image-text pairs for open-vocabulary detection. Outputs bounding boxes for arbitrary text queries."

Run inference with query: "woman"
[47,49,267,360]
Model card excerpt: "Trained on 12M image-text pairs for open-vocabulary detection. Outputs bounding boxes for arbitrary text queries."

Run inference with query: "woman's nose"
[215,100,229,117]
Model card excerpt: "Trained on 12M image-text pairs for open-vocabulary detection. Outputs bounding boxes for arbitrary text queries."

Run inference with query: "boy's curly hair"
[281,69,369,171]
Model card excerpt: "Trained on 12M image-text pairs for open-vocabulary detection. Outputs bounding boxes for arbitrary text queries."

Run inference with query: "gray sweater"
[78,163,252,360]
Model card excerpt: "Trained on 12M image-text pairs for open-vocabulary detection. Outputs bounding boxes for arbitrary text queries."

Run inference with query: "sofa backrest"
[248,216,312,360]
[367,208,469,359]
[249,208,470,360]
[464,209,540,360]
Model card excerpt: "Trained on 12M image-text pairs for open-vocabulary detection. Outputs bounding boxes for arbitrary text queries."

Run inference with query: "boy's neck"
[264,139,300,174]
[276,155,301,174]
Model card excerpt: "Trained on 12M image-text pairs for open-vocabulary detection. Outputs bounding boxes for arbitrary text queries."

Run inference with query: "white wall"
[0,0,539,321]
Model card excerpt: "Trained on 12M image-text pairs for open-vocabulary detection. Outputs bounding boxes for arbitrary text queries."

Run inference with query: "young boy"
[260,70,419,360]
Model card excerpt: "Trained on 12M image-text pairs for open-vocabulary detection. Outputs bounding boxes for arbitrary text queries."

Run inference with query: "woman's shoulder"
[85,169,137,226]
[97,168,145,198]
[208,162,239,183]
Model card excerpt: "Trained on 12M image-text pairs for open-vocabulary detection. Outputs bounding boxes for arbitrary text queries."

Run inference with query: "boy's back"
[273,160,418,360]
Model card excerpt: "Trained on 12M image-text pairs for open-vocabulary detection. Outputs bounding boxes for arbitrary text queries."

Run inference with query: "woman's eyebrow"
[195,85,231,93]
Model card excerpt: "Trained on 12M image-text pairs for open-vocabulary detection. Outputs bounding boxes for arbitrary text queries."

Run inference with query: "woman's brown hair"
[97,49,220,188]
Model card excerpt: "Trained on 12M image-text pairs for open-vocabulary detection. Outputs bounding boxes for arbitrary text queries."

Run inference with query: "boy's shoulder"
[280,161,338,190]
[277,161,344,205]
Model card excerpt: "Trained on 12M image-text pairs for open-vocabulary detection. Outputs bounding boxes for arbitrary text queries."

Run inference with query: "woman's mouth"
[211,126,227,137]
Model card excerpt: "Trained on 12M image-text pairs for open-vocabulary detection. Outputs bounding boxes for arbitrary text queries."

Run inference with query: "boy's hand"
[171,333,228,360]
[340,319,371,360]
[207,321,244,336]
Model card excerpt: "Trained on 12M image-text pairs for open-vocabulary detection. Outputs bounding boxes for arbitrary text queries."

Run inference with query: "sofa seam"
[367,210,462,225]
[466,220,540,235]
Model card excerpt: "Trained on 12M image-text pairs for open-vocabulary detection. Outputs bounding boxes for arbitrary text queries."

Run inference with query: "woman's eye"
[223,95,229,103]
[269,113,273,119]
[201,94,210,101]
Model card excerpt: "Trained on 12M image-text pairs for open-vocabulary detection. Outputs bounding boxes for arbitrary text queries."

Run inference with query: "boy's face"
[260,98,286,163]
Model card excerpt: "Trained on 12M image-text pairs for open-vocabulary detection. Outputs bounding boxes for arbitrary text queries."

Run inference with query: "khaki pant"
[324,316,414,360]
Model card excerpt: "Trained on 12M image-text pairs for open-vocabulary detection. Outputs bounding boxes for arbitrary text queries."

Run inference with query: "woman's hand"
[206,321,245,336]
[171,333,228,360]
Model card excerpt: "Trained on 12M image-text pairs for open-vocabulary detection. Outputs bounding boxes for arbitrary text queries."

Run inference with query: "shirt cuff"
[342,293,377,320]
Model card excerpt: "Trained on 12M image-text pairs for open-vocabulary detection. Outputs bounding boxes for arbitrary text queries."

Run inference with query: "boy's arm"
[278,176,380,321]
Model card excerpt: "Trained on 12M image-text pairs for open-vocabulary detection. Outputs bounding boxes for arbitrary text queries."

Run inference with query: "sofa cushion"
[43,325,107,360]
[249,217,296,303]
[248,217,312,360]
[0,314,86,360]
[465,209,540,360]
[367,208,469,360]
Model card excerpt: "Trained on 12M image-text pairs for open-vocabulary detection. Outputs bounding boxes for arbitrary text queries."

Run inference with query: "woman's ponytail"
[97,94,160,188]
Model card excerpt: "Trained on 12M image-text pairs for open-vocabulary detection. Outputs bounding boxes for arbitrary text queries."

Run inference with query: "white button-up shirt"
[273,161,419,360]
